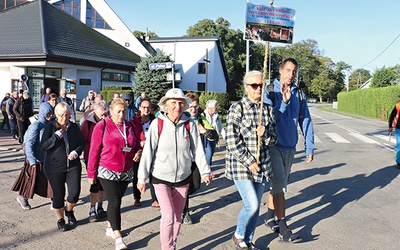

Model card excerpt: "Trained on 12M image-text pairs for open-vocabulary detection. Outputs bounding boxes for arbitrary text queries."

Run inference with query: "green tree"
[187,18,248,100]
[133,30,158,39]
[371,66,397,87]
[133,51,174,106]
[348,68,371,90]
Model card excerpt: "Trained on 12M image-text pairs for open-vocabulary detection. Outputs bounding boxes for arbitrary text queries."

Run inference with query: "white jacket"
[138,112,210,184]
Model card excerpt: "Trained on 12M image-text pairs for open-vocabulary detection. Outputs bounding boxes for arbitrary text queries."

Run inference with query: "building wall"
[151,40,227,93]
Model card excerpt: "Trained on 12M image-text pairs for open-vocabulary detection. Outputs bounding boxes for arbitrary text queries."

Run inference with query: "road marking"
[371,134,395,144]
[324,133,350,143]
[314,135,321,143]
[348,133,379,144]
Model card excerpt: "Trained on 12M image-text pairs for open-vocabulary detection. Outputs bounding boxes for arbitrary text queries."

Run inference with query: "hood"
[38,102,54,124]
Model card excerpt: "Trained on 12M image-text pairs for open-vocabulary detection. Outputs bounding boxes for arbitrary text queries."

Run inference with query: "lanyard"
[115,121,128,146]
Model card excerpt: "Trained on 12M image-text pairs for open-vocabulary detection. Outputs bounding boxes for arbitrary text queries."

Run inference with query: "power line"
[360,33,400,69]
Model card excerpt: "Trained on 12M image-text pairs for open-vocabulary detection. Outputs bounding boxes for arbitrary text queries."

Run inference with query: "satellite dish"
[21,74,28,81]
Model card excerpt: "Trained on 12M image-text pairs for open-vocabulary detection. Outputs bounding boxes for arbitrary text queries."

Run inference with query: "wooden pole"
[256,0,274,164]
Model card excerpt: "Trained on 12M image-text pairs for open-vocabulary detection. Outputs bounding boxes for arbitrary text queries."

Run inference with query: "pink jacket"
[87,117,140,179]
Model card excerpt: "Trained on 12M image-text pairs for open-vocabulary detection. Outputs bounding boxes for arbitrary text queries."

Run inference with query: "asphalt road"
[1,106,400,249]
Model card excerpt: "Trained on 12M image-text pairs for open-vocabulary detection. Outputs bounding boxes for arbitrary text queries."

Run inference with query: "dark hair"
[185,92,199,102]
[281,58,298,68]
[139,98,151,107]
[49,93,57,99]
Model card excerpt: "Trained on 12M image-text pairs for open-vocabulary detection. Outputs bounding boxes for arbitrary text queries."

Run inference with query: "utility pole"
[204,48,210,93]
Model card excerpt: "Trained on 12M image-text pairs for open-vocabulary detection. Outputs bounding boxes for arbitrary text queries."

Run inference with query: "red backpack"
[157,117,190,139]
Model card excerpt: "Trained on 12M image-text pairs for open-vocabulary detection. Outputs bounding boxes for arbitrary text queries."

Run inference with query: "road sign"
[149,62,173,70]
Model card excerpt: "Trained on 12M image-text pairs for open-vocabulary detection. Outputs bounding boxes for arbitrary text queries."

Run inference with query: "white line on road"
[348,133,379,144]
[325,133,350,143]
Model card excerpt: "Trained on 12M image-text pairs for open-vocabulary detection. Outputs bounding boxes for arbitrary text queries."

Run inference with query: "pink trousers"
[154,183,189,250]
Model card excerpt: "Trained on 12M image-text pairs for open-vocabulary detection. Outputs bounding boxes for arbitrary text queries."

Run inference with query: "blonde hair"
[110,98,127,111]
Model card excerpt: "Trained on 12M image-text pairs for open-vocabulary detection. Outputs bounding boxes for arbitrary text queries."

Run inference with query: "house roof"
[149,36,231,85]
[0,0,141,71]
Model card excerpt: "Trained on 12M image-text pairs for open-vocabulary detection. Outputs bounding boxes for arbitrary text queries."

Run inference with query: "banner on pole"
[244,3,296,44]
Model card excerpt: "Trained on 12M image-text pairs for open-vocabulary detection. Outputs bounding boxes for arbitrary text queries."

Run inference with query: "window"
[80,79,91,86]
[102,72,130,82]
[1,0,29,10]
[53,0,81,20]
[197,82,205,92]
[86,2,111,29]
[198,63,206,74]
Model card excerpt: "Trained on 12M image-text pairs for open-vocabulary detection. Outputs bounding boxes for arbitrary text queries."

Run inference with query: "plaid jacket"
[225,96,276,182]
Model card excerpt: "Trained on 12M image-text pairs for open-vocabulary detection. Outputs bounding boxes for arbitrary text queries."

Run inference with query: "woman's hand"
[197,124,207,134]
[88,178,96,185]
[137,183,146,193]
[248,162,261,173]
[256,125,265,137]
[133,150,142,162]
[202,176,212,185]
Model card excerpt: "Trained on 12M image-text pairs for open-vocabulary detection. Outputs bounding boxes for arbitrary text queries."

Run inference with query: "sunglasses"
[246,83,263,90]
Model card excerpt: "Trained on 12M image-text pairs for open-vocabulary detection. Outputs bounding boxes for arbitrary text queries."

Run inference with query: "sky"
[107,0,400,74]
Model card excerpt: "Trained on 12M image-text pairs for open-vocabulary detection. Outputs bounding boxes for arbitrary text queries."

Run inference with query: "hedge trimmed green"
[337,86,400,120]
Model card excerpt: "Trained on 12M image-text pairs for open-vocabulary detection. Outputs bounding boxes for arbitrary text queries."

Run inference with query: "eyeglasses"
[189,105,199,109]
[246,83,263,90]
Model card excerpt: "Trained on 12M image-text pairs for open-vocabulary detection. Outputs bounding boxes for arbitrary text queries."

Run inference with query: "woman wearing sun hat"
[137,88,212,250]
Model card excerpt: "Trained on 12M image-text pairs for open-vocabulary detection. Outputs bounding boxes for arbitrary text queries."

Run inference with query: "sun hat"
[158,88,192,112]
[121,92,133,101]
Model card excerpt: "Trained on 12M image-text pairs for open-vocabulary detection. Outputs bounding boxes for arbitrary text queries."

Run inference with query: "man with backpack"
[263,58,315,243]
[388,93,400,169]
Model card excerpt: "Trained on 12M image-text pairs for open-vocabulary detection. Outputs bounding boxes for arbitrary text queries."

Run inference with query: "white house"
[149,37,229,93]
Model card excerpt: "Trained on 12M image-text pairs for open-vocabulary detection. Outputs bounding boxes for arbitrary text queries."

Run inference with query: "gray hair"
[92,100,108,113]
[243,70,263,94]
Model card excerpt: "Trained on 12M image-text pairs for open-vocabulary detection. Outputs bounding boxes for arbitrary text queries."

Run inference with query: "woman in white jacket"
[137,88,212,250]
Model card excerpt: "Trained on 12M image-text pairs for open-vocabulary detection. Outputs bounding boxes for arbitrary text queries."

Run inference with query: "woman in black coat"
[41,102,85,232]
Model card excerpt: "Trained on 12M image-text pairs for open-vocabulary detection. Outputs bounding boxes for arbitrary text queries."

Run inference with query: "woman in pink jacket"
[87,98,141,250]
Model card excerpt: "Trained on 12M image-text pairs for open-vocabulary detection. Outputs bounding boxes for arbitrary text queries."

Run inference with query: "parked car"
[307,98,317,103]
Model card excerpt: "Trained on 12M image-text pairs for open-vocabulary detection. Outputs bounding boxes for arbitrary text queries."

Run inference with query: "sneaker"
[151,200,160,208]
[182,213,193,225]
[232,234,249,249]
[11,135,18,140]
[57,218,68,232]
[89,210,98,222]
[97,208,107,219]
[115,238,127,250]
[16,196,31,210]
[106,227,116,239]
[133,199,141,207]
[65,209,77,226]
[50,201,54,210]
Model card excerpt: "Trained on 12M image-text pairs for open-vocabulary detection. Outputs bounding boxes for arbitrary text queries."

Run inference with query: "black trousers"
[99,178,129,231]
[45,166,81,209]
[183,163,201,214]
[131,162,141,200]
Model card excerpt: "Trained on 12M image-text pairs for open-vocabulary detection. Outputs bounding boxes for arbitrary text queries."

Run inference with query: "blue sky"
[107,0,400,73]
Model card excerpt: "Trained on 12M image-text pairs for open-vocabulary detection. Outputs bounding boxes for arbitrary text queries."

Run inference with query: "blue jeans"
[9,118,18,137]
[396,128,400,164]
[205,139,216,166]
[233,179,268,243]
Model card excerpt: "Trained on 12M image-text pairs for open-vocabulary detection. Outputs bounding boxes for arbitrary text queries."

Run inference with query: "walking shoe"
[16,196,31,210]
[65,209,77,226]
[11,135,18,140]
[151,200,160,208]
[89,210,98,222]
[106,227,116,239]
[396,163,400,169]
[182,213,193,225]
[97,207,107,219]
[57,218,68,232]
[232,235,249,249]
[115,238,127,250]
[133,199,141,207]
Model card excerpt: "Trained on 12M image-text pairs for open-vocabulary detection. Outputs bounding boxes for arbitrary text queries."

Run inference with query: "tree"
[348,69,371,91]
[187,18,248,100]
[133,30,158,39]
[371,66,397,87]
[133,51,173,106]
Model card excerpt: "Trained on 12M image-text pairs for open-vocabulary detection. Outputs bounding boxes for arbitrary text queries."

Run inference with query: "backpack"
[157,117,190,139]
[392,103,400,128]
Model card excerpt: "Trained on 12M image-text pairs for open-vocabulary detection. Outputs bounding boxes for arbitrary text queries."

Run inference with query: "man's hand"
[249,162,261,173]
[306,154,314,164]
[280,84,291,103]
[256,125,265,137]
